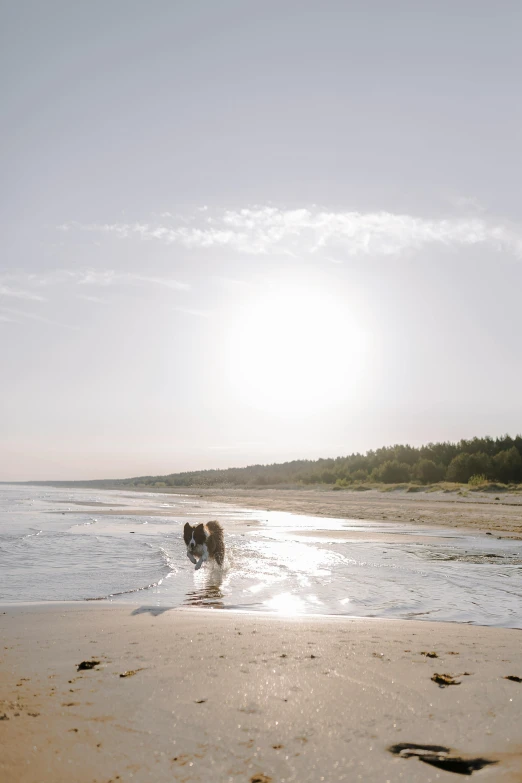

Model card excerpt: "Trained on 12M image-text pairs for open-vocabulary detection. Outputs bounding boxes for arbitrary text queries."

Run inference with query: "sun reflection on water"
[265,592,307,615]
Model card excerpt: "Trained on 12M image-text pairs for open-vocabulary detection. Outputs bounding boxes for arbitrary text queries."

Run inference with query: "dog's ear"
[194,523,206,543]
[183,522,192,544]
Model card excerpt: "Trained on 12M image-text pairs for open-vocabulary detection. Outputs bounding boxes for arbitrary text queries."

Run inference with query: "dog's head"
[183,522,206,551]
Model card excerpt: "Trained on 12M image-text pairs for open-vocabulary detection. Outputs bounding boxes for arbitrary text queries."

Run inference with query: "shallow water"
[0,484,521,627]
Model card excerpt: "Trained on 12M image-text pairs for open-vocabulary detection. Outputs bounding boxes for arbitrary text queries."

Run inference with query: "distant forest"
[101,434,522,489]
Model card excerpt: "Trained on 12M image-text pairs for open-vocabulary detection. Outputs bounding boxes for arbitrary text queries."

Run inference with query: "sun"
[226,281,369,414]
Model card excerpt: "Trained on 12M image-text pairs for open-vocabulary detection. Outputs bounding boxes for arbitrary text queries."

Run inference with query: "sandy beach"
[1,604,522,782]
[52,485,522,537]
[2,485,522,781]
[165,487,522,537]
[44,483,522,537]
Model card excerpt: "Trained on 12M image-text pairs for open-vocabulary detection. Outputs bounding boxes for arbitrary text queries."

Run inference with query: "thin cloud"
[73,269,190,291]
[174,306,211,318]
[129,274,189,291]
[77,294,111,304]
[0,313,22,323]
[213,275,252,290]
[0,272,62,289]
[0,307,79,330]
[0,284,46,302]
[60,207,522,258]
[2,269,190,293]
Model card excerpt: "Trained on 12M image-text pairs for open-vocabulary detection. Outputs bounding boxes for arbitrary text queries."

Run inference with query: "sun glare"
[228,284,369,413]
[265,591,306,615]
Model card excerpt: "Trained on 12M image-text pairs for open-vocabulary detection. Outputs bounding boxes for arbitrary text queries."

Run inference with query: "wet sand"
[169,487,522,537]
[53,486,522,537]
[287,529,450,544]
[1,603,522,783]
[9,484,519,621]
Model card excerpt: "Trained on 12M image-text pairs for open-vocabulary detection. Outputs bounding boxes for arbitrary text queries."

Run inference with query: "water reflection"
[183,563,226,608]
[184,585,225,608]
[265,592,307,615]
[118,527,522,627]
[4,484,521,627]
[162,529,522,627]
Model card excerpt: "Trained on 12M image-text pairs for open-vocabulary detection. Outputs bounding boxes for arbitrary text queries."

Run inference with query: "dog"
[184,520,225,569]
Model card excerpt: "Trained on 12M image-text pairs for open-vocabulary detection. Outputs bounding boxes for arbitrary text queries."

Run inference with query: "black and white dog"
[183,521,225,570]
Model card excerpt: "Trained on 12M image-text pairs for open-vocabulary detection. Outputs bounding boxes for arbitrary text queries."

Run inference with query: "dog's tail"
[206,520,225,566]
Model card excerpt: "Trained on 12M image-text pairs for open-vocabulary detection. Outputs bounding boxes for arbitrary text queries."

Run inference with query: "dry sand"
[169,487,522,537]
[1,604,522,782]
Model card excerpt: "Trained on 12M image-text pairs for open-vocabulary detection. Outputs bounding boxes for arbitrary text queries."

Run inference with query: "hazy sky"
[2,0,522,480]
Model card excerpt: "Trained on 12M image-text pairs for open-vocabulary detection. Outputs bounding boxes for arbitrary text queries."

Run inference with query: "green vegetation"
[51,433,521,491]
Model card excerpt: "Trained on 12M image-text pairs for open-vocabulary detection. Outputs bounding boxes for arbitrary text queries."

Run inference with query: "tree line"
[113,434,522,489]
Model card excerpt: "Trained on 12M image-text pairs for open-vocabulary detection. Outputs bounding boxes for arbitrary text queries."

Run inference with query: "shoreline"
[46,484,522,536]
[9,481,522,535]
[4,485,521,624]
[1,603,522,782]
[172,486,522,536]
[0,599,519,628]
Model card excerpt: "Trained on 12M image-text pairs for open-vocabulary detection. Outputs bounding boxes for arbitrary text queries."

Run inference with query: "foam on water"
[0,484,521,627]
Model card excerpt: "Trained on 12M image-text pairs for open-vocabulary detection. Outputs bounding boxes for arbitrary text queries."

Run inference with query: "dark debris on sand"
[77,660,100,671]
[388,743,498,775]
[431,673,462,687]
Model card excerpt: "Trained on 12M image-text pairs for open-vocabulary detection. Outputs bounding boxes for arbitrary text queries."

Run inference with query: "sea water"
[0,484,521,627]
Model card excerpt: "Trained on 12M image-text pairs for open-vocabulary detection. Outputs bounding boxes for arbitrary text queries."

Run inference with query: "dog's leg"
[194,545,209,570]
[187,551,197,564]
